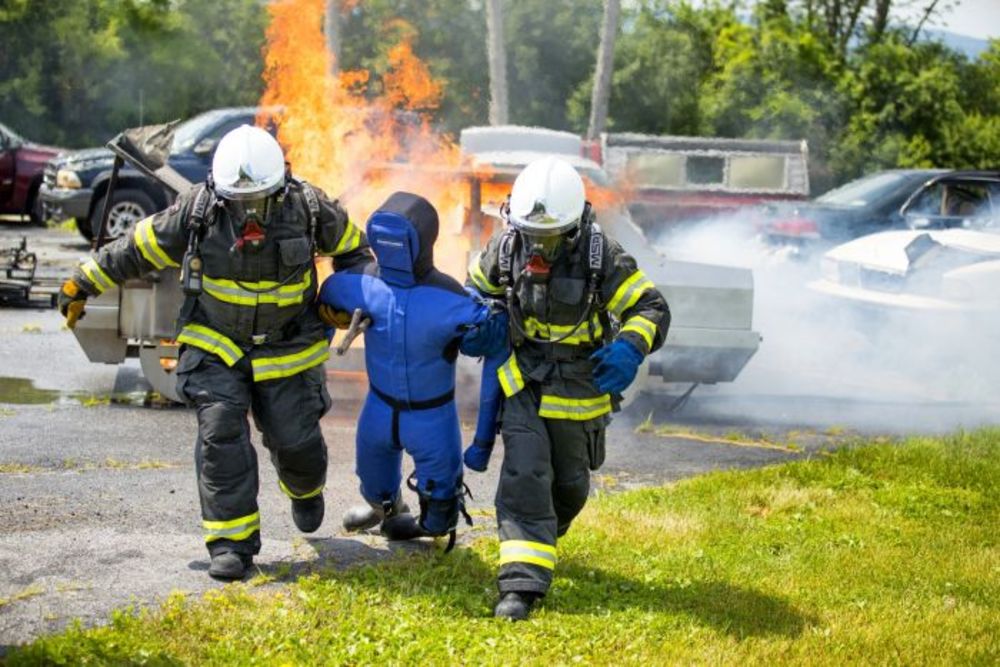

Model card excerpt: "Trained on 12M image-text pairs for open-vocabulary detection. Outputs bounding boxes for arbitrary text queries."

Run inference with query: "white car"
[809,228,1000,313]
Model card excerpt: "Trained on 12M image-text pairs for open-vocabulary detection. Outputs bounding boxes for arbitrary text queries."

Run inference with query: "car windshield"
[170,110,230,154]
[816,172,922,208]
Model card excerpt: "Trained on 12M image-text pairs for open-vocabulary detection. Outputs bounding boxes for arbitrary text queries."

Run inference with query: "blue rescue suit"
[319,192,489,534]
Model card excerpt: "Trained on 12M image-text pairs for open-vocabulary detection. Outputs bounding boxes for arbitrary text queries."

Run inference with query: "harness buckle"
[251,333,268,345]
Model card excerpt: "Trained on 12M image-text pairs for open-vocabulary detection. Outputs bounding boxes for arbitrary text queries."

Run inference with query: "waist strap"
[370,384,454,411]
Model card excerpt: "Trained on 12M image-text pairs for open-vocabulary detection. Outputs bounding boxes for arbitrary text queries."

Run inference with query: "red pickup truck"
[0,122,62,223]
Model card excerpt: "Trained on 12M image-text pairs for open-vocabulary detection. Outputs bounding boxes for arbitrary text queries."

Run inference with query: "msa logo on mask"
[367,211,420,287]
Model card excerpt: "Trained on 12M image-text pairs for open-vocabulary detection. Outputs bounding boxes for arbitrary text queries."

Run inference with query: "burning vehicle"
[808,170,1000,314]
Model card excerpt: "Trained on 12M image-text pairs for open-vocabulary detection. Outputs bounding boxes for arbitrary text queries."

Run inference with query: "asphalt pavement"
[0,222,994,650]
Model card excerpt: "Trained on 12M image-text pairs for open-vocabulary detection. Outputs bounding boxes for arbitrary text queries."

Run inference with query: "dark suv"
[0,122,63,224]
[40,107,264,241]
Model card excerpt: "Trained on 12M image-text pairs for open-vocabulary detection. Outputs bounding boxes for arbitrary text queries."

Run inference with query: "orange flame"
[259,0,473,279]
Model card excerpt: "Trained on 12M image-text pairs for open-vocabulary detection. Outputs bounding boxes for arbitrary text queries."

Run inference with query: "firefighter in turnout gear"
[465,157,670,620]
[57,125,368,580]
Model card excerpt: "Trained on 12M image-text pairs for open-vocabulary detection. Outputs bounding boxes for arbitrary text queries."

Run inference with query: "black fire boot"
[380,513,427,541]
[494,592,539,621]
[208,551,252,581]
[342,496,409,532]
[292,494,325,533]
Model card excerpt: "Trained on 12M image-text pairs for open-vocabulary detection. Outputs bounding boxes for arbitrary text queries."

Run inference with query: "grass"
[5,430,999,665]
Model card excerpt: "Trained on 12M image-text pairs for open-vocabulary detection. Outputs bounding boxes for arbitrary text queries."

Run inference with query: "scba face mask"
[227,195,273,252]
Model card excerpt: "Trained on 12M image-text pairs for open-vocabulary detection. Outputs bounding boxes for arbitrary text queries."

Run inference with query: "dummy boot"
[494,592,540,621]
[208,551,252,581]
[342,494,410,532]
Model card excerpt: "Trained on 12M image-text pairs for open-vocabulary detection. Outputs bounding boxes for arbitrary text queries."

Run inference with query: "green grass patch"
[7,431,999,665]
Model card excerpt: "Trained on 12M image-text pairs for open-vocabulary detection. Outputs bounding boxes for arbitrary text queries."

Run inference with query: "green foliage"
[7,430,999,664]
[0,0,266,147]
[2,0,998,188]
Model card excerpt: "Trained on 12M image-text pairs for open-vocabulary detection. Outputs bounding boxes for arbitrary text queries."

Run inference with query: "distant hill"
[920,28,990,58]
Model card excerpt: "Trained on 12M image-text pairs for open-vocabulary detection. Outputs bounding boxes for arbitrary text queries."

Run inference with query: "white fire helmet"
[508,156,586,237]
[211,125,286,201]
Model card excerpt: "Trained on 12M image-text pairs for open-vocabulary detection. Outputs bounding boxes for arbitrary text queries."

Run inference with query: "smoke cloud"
[647,217,1000,434]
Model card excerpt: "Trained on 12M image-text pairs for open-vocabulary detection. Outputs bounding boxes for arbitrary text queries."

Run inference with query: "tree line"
[1,0,996,192]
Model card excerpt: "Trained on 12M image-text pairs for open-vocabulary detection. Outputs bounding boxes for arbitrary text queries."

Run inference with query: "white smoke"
[649,216,1000,433]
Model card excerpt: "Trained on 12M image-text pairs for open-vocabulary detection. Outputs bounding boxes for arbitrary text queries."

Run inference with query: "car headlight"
[56,169,82,189]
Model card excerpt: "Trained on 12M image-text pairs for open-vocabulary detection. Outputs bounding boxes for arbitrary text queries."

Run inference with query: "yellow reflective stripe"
[133,217,178,270]
[522,315,602,345]
[497,353,525,397]
[203,511,260,543]
[252,340,330,382]
[203,270,312,308]
[80,259,115,294]
[469,258,504,296]
[330,221,362,255]
[607,270,655,318]
[279,479,324,500]
[538,393,612,421]
[621,314,657,349]
[499,540,557,570]
[177,324,244,367]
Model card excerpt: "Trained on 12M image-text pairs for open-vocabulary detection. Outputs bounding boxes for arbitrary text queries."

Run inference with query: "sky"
[896,0,999,40]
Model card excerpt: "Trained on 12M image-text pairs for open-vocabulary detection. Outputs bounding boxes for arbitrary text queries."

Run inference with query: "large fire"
[258,0,476,280]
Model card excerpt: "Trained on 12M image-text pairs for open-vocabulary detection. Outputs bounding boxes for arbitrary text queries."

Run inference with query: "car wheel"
[27,183,46,226]
[90,188,156,241]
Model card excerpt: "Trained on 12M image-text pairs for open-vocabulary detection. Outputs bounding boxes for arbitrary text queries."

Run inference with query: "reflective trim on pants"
[538,393,612,421]
[497,353,525,397]
[499,539,558,570]
[251,340,330,382]
[177,324,244,367]
[203,511,260,543]
[279,479,324,500]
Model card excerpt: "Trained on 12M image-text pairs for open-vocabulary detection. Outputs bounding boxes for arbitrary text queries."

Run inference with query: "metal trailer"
[71,123,192,402]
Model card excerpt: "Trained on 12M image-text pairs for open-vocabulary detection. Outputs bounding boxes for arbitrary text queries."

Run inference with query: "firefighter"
[57,125,368,580]
[465,156,670,620]
[318,192,507,546]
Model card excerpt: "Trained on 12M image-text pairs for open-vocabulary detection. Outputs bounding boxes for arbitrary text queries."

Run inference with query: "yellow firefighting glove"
[317,304,353,330]
[57,278,88,329]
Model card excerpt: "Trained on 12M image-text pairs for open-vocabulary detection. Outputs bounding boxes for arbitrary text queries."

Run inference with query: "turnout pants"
[496,387,607,596]
[176,348,332,557]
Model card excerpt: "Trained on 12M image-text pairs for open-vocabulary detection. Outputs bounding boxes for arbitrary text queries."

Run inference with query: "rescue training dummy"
[465,157,671,620]
[58,125,369,580]
[318,191,506,548]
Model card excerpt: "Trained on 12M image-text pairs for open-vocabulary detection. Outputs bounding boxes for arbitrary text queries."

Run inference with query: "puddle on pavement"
[0,377,65,404]
[0,376,157,407]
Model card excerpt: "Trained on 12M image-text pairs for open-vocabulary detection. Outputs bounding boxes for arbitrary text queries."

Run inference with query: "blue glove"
[459,311,509,358]
[463,440,494,472]
[590,339,644,394]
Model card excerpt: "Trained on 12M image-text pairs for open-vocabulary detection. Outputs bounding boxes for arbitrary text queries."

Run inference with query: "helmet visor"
[522,231,565,262]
